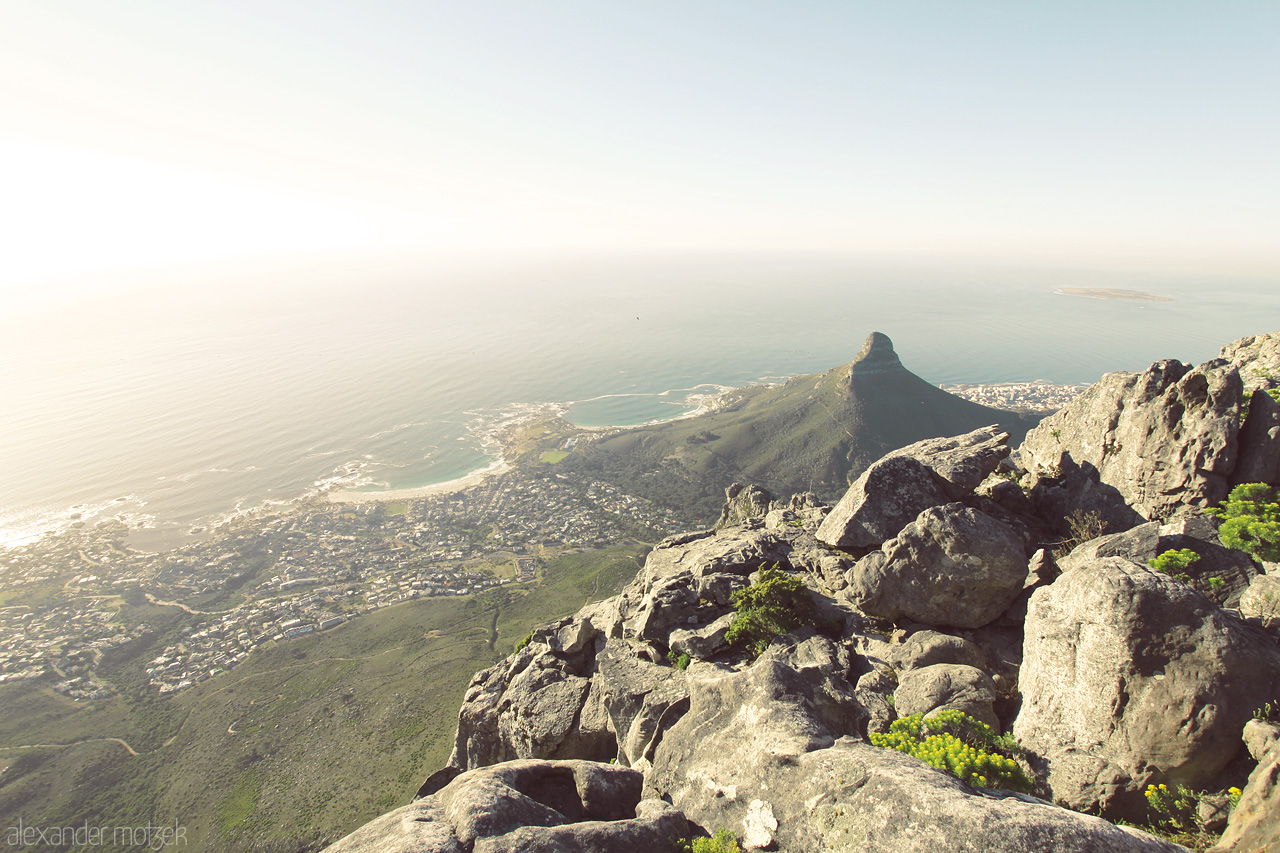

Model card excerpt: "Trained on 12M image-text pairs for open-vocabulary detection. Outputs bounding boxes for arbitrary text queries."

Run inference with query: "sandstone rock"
[816,427,1011,549]
[1233,387,1280,487]
[1059,517,1258,608]
[641,527,793,584]
[1219,330,1280,396]
[1021,358,1244,520]
[326,760,686,853]
[1014,556,1280,817]
[845,504,1028,629]
[1211,740,1280,853]
[1022,454,1145,542]
[1242,719,1280,762]
[596,640,690,768]
[670,613,734,660]
[893,664,999,729]
[884,426,1013,499]
[889,630,987,672]
[1240,574,1280,629]
[816,455,950,549]
[716,483,774,529]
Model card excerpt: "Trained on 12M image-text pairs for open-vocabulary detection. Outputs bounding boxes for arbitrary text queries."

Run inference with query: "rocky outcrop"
[1014,556,1280,817]
[1219,330,1280,396]
[1057,517,1258,608]
[816,426,1011,549]
[1234,388,1280,487]
[646,636,1181,852]
[324,760,687,853]
[716,483,774,529]
[845,503,1028,629]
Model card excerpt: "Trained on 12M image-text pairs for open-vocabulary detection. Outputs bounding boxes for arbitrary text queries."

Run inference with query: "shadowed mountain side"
[558,333,1039,520]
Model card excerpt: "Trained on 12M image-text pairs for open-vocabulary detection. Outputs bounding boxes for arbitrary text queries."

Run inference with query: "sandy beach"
[327,458,512,504]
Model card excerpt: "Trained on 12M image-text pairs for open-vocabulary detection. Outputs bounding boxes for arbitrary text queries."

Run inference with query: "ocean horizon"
[3,254,1278,551]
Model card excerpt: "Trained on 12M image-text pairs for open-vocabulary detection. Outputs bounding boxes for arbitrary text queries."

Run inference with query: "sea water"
[2,254,1277,549]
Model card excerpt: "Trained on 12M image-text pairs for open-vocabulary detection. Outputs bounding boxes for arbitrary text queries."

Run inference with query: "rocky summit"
[326,331,1280,853]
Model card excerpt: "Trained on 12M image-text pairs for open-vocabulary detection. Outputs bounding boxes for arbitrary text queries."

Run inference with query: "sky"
[2,1,1279,306]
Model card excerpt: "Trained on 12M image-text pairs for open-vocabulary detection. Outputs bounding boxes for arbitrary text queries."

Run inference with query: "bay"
[1,253,1276,549]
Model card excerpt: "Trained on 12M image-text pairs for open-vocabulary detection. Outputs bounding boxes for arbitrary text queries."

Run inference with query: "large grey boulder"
[845,503,1028,629]
[888,630,988,673]
[1014,556,1280,817]
[323,760,687,853]
[1021,358,1244,520]
[816,426,1010,549]
[893,664,999,729]
[647,637,1183,852]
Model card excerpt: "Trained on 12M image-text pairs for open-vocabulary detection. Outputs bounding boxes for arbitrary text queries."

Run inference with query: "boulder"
[889,630,988,673]
[1014,556,1280,817]
[1239,574,1280,630]
[449,636,610,771]
[670,613,734,660]
[1242,719,1280,762]
[816,427,1011,550]
[1211,740,1280,853]
[1219,330,1280,396]
[323,760,687,853]
[893,664,999,729]
[1233,388,1280,487]
[845,504,1028,629]
[1020,358,1244,520]
[1022,454,1146,542]
[716,483,774,529]
[816,455,951,549]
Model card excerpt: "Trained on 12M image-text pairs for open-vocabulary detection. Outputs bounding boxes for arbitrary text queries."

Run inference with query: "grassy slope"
[0,545,644,853]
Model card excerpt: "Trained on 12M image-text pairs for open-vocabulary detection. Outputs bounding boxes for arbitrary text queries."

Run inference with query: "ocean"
[2,254,1277,550]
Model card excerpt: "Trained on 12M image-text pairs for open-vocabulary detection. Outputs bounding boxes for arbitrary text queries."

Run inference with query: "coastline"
[326,458,513,504]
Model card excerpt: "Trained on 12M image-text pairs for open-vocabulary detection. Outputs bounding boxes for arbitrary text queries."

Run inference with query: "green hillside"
[558,333,1038,520]
[0,546,644,853]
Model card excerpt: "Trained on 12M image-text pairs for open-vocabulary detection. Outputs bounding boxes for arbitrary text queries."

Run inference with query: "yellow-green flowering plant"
[870,710,1032,793]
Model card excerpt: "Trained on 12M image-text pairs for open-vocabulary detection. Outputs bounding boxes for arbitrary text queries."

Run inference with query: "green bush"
[724,565,822,658]
[673,827,740,853]
[1212,483,1280,562]
[870,710,1032,792]
[1149,548,1199,579]
[667,649,691,670]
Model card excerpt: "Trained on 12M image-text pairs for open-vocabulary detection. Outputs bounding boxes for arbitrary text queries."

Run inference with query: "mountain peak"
[850,332,904,376]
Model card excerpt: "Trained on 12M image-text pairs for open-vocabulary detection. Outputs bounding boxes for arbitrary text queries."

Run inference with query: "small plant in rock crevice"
[1255,699,1280,723]
[1149,548,1200,583]
[672,826,741,853]
[724,564,826,658]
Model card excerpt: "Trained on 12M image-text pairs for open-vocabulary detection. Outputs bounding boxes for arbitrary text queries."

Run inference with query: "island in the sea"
[1055,287,1173,301]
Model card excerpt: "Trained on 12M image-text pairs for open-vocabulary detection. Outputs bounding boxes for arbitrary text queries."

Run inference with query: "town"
[939,380,1087,412]
[0,469,683,699]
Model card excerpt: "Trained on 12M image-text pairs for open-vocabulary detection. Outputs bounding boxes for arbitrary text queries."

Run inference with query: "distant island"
[1055,287,1173,302]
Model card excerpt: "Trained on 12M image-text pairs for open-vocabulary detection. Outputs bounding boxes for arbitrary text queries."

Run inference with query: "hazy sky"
[3,1,1278,300]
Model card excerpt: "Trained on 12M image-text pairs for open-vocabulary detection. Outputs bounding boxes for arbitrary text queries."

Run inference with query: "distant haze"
[3,1,1280,309]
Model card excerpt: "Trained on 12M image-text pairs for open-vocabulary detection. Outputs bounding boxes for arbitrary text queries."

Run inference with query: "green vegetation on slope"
[0,545,646,853]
